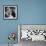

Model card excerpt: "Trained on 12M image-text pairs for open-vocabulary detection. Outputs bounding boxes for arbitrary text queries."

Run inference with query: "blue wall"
[0,0,19,44]
[0,0,46,44]
[20,0,46,24]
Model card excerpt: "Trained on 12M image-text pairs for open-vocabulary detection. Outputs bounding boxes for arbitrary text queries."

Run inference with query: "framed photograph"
[3,5,18,20]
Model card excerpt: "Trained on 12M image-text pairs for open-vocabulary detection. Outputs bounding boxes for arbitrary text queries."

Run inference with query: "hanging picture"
[3,5,17,20]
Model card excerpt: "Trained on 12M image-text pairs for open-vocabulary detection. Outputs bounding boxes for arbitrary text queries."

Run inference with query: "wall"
[0,0,46,44]
[20,0,46,24]
[0,0,19,44]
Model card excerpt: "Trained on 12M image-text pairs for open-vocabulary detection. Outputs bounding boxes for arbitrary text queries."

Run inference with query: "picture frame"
[3,5,18,20]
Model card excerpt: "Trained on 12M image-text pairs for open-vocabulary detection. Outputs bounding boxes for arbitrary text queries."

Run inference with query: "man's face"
[6,7,12,16]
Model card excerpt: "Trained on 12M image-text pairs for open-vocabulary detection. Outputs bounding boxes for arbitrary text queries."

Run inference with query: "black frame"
[3,5,18,20]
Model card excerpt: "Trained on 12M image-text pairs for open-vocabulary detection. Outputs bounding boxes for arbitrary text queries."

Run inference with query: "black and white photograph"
[3,5,17,19]
[18,25,46,46]
[18,25,46,41]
